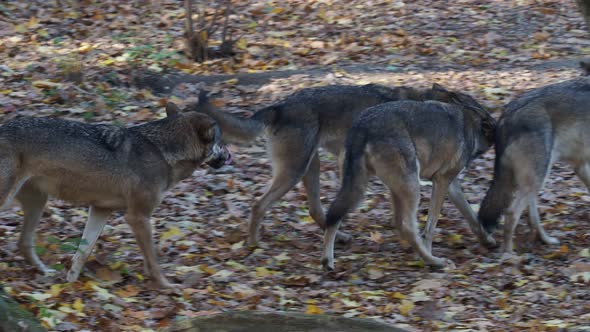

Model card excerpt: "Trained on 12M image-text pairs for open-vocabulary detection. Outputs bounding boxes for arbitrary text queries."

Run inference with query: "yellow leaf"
[199,264,217,275]
[109,261,124,270]
[32,80,63,89]
[236,37,247,50]
[161,226,184,240]
[27,16,39,29]
[271,7,285,14]
[73,298,84,313]
[226,260,248,271]
[273,252,290,262]
[231,241,244,250]
[1,90,13,95]
[50,284,64,297]
[211,269,233,279]
[224,78,239,85]
[37,29,48,38]
[399,300,415,316]
[579,248,590,258]
[543,319,569,328]
[255,267,272,278]
[299,215,314,224]
[514,279,528,287]
[14,24,27,33]
[90,284,115,300]
[391,292,407,300]
[406,260,425,268]
[58,304,75,314]
[22,292,52,301]
[78,43,93,54]
[341,298,360,307]
[100,58,115,66]
[65,11,79,19]
[305,304,324,315]
[448,233,463,244]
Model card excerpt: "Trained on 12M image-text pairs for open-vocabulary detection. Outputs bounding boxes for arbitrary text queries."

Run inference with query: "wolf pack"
[1,63,589,290]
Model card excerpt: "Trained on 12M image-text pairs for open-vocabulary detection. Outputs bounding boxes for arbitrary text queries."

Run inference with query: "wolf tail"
[326,128,370,227]
[190,90,266,145]
[478,143,516,233]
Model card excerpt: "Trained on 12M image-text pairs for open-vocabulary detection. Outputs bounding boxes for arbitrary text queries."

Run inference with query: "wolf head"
[165,102,231,169]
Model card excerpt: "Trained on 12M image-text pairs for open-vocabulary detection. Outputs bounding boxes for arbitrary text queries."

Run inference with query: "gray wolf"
[478,77,590,254]
[0,103,230,289]
[190,84,472,246]
[320,87,496,270]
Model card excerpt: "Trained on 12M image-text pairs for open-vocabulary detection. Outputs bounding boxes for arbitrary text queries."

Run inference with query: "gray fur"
[321,88,496,271]
[478,77,590,253]
[189,83,469,246]
[0,106,230,289]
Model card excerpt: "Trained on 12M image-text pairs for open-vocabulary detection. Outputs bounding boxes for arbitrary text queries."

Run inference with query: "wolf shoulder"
[0,117,154,159]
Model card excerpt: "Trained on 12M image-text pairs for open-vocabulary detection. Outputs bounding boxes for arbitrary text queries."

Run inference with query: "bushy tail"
[478,146,516,233]
[326,129,370,227]
[190,91,266,145]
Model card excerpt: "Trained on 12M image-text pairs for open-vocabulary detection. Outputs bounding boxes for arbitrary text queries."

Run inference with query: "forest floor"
[0,0,589,331]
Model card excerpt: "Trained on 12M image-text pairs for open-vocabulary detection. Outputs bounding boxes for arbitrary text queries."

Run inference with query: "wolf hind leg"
[501,193,528,254]
[388,180,451,268]
[526,196,559,245]
[67,206,113,282]
[373,148,452,269]
[16,183,49,272]
[302,152,351,243]
[247,129,320,246]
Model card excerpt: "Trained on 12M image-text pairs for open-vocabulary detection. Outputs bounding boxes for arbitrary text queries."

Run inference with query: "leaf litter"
[0,0,589,330]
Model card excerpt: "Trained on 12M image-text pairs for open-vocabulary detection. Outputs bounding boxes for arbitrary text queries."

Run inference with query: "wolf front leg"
[422,177,451,254]
[124,209,179,290]
[67,206,112,282]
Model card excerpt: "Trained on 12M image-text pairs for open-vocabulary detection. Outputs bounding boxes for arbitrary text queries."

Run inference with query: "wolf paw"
[542,236,560,246]
[481,233,498,249]
[321,257,334,271]
[66,269,81,283]
[428,258,455,271]
[335,231,352,244]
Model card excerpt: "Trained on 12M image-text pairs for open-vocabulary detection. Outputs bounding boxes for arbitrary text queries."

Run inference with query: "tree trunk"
[166,311,407,332]
[576,0,590,34]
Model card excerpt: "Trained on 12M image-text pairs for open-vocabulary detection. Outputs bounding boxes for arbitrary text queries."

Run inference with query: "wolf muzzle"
[204,143,231,169]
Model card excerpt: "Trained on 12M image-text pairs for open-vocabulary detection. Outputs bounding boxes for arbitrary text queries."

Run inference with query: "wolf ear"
[197,116,218,142]
[165,102,181,117]
[431,83,447,91]
[197,90,210,106]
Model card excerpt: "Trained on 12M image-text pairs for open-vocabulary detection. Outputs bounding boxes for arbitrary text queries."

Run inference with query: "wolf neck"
[133,120,203,186]
[132,119,198,165]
